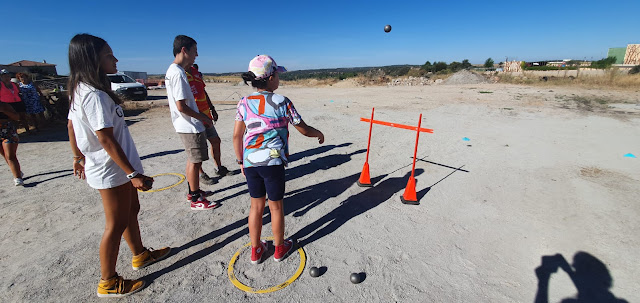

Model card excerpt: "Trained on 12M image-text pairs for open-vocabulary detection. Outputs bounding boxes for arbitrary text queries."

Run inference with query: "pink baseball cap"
[248,55,287,79]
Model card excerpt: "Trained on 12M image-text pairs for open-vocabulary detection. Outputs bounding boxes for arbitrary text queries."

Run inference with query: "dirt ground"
[1,82,639,302]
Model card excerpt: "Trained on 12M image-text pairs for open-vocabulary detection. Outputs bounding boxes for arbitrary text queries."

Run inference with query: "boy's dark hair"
[68,33,122,109]
[241,71,269,89]
[173,35,197,57]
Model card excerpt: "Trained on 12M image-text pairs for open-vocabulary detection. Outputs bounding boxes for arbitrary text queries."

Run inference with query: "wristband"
[126,171,139,179]
[236,159,243,165]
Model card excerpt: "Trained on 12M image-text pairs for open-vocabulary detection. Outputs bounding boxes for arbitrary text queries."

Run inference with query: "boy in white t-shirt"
[165,35,217,210]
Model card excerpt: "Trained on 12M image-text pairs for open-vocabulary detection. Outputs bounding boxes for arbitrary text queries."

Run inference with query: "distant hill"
[196,64,421,80]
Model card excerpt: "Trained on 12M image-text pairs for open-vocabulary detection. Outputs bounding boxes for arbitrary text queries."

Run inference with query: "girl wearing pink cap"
[233,55,324,264]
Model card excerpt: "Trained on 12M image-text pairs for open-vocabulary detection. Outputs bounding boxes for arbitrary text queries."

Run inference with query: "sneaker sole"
[132,248,172,270]
[96,281,146,298]
[190,203,219,210]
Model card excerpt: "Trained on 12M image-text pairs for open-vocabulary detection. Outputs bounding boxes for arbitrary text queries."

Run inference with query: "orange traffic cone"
[400,176,419,205]
[357,162,372,187]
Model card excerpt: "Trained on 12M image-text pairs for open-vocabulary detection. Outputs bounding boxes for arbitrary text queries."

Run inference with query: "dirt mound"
[443,70,489,85]
[331,78,362,88]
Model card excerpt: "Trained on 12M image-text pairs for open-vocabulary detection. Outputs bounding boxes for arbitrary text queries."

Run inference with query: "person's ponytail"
[241,71,269,89]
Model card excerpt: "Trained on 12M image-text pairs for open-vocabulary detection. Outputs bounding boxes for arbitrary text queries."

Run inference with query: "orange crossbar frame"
[360,118,434,133]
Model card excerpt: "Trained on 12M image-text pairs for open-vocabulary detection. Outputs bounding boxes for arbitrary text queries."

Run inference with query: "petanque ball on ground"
[350,273,362,284]
[384,24,392,33]
[309,267,320,277]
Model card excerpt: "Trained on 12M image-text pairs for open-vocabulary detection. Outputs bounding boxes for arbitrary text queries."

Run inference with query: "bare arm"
[176,99,212,127]
[0,102,19,121]
[67,120,85,179]
[204,91,218,121]
[293,120,324,144]
[232,120,246,174]
[95,127,152,191]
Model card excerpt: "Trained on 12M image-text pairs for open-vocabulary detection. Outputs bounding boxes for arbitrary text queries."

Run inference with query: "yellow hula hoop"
[227,237,306,294]
[137,173,186,193]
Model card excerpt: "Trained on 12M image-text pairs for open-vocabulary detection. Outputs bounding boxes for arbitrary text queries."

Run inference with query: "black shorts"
[7,101,26,113]
[244,165,285,201]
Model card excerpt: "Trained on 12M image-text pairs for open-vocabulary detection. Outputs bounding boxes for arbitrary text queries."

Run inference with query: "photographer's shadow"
[534,252,628,303]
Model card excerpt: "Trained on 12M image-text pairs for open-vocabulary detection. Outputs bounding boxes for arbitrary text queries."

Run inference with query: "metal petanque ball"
[350,273,362,284]
[384,24,392,33]
[309,267,320,277]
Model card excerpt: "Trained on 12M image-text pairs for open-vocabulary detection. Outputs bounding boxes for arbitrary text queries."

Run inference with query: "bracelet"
[236,159,243,165]
[73,156,84,159]
[74,159,84,164]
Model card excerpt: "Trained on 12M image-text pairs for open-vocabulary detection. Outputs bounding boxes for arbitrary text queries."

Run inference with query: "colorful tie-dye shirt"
[235,91,302,168]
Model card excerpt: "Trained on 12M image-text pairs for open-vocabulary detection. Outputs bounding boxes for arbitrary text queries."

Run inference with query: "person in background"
[66,33,170,298]
[165,35,217,210]
[233,55,324,264]
[186,63,230,186]
[16,73,47,132]
[0,97,23,186]
[0,69,30,134]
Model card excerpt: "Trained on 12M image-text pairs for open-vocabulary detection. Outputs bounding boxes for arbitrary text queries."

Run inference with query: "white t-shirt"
[67,82,143,189]
[165,63,205,133]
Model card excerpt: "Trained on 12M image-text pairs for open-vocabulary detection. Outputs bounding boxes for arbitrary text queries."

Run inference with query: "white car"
[107,73,147,101]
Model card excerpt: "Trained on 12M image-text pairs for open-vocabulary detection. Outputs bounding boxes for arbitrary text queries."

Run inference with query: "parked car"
[107,73,147,101]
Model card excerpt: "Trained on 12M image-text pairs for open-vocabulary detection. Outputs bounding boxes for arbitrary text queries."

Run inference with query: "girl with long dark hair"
[67,34,170,298]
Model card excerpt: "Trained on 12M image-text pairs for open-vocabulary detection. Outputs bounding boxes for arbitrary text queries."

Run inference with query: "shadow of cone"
[357,162,372,187]
[400,176,419,205]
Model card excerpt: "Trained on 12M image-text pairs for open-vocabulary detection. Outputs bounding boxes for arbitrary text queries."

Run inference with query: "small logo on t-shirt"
[116,106,124,117]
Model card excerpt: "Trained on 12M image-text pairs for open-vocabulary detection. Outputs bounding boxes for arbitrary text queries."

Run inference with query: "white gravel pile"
[443,70,489,85]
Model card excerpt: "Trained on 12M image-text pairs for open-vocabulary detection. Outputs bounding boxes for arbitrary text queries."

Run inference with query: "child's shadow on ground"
[290,169,424,246]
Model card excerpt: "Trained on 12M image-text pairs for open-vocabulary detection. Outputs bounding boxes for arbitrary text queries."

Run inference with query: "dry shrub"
[281,78,339,87]
[203,75,242,83]
[429,73,453,82]
[497,72,640,90]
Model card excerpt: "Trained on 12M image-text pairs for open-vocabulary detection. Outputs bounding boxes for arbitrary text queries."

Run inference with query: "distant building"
[607,44,640,65]
[608,48,627,64]
[0,60,58,76]
[624,44,640,65]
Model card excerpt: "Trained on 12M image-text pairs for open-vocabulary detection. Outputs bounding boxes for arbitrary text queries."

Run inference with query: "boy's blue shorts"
[244,165,285,201]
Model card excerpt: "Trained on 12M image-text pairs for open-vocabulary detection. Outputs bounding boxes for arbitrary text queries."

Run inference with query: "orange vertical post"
[401,114,421,204]
[357,108,374,187]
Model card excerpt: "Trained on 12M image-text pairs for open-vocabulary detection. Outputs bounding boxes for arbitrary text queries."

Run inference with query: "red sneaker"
[251,240,268,265]
[274,239,294,262]
[189,194,219,210]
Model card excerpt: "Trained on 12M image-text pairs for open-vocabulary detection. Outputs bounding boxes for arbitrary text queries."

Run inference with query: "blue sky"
[3,0,639,75]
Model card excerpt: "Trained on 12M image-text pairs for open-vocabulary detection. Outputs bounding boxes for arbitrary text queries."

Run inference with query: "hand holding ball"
[384,25,392,33]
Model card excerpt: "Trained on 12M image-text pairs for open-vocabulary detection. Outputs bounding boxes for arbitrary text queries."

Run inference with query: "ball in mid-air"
[384,25,392,33]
